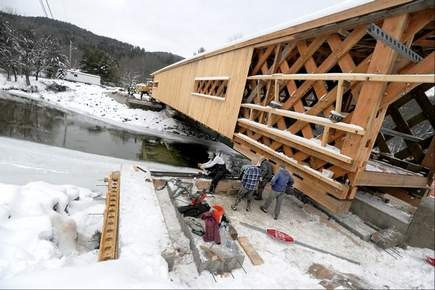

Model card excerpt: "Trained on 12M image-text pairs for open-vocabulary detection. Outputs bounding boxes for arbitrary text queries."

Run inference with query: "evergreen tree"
[80,47,119,84]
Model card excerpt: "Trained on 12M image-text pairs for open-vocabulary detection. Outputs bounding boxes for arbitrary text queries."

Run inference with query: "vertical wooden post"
[335,79,344,113]
[274,79,279,102]
[321,126,330,147]
[267,112,272,126]
[341,13,409,185]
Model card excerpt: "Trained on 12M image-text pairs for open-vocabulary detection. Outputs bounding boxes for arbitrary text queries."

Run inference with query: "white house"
[63,70,101,85]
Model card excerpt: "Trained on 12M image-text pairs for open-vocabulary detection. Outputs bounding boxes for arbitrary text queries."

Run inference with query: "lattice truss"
[194,79,228,98]
[375,83,434,168]
[234,8,434,210]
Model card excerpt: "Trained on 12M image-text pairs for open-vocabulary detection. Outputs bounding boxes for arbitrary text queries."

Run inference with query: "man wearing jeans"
[260,164,293,220]
[231,160,262,212]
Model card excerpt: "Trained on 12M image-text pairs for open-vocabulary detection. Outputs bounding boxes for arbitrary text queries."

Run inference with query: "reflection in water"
[0,96,210,167]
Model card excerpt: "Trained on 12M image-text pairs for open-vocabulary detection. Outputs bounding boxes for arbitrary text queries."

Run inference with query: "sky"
[0,0,369,57]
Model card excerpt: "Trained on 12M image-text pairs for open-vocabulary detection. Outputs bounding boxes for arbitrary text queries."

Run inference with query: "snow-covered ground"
[0,137,195,288]
[0,137,197,189]
[0,74,192,135]
[1,137,433,289]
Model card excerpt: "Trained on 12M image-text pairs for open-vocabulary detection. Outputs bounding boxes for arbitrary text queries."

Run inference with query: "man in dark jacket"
[199,151,226,194]
[260,164,293,220]
[255,158,274,200]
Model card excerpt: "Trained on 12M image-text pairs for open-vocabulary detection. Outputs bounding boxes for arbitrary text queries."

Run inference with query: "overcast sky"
[0,0,368,57]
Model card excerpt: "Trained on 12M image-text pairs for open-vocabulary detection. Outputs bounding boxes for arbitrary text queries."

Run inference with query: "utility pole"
[69,40,72,68]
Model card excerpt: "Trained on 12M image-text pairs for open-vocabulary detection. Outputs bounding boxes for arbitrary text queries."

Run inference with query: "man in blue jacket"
[260,163,293,220]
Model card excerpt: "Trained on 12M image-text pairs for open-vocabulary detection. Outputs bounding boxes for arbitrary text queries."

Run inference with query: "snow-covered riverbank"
[0,74,191,135]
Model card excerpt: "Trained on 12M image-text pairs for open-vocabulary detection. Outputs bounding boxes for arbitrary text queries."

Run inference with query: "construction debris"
[240,222,360,265]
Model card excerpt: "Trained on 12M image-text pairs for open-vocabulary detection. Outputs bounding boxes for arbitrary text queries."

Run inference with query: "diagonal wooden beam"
[252,46,275,75]
[282,25,367,110]
[297,40,328,100]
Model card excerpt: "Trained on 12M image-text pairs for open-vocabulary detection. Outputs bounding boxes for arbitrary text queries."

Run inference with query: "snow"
[0,182,103,281]
[0,137,197,189]
[365,160,423,176]
[0,144,433,288]
[0,140,183,288]
[169,193,434,289]
[0,74,191,135]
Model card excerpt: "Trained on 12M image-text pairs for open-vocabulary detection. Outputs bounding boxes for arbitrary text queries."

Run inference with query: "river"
[0,92,234,168]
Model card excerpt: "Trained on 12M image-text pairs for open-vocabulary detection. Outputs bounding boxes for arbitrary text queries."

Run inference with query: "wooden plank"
[247,73,435,82]
[241,103,365,135]
[335,80,344,113]
[237,118,353,164]
[381,52,435,108]
[342,13,410,166]
[233,142,352,213]
[238,236,264,266]
[233,133,349,194]
[357,171,429,188]
[194,76,230,81]
[99,171,120,261]
[321,127,330,147]
[237,120,355,171]
[192,92,225,101]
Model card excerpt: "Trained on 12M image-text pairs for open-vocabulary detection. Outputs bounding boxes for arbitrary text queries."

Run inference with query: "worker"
[260,163,293,220]
[231,158,262,212]
[255,158,274,200]
[198,151,226,194]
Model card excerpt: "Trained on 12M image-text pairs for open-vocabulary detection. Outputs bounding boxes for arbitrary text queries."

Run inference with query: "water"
[0,93,213,167]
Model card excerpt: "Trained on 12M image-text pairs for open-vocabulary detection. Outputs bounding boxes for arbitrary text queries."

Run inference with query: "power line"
[38,0,48,17]
[45,0,54,18]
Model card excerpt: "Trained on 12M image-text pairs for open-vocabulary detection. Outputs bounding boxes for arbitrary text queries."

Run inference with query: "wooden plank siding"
[153,47,253,138]
[151,0,435,213]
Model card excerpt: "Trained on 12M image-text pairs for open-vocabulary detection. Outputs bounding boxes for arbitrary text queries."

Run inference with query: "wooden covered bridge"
[151,0,435,213]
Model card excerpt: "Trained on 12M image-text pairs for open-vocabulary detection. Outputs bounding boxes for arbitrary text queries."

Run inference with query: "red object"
[201,212,221,244]
[266,228,294,243]
[426,256,435,266]
[191,191,207,205]
[211,204,224,223]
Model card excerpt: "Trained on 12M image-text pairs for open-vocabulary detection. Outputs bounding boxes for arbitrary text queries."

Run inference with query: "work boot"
[231,204,237,211]
[274,215,278,220]
[246,201,252,212]
[260,206,268,214]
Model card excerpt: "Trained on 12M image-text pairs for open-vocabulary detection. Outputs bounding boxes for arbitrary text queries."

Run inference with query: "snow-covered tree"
[16,29,37,86]
[34,34,67,79]
[0,21,20,81]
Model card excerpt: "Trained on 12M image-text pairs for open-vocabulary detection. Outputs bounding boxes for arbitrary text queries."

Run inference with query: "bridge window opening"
[192,77,229,100]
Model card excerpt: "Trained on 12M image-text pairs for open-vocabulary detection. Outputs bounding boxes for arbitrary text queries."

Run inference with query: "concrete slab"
[350,191,412,234]
[332,213,377,241]
[154,177,245,274]
[406,196,435,250]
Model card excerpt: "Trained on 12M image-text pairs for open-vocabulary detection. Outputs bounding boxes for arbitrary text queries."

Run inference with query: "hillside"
[0,11,183,83]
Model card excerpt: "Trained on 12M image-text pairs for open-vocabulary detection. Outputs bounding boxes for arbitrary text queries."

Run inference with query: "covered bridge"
[151,0,435,213]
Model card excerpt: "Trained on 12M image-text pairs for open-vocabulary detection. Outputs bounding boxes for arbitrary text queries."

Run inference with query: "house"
[63,69,101,86]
